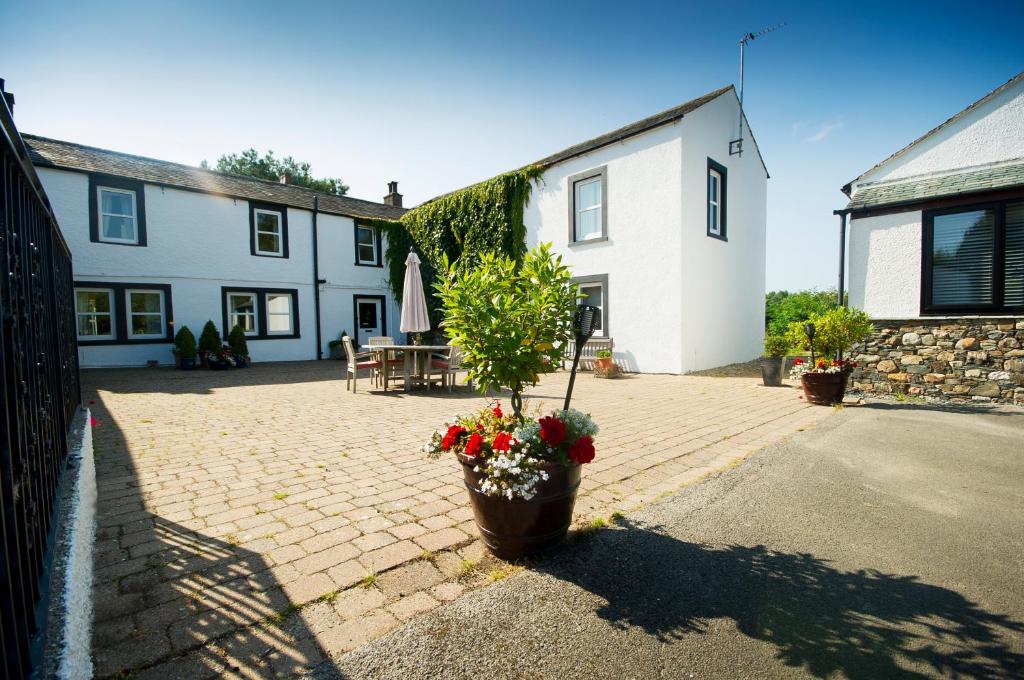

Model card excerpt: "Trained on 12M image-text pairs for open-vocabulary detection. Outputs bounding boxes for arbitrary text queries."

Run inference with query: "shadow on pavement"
[547,519,1024,679]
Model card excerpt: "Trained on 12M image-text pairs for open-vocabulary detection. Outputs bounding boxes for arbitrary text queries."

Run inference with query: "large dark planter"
[178,356,196,370]
[761,356,785,386]
[458,455,581,560]
[209,358,231,371]
[234,357,248,368]
[800,371,850,405]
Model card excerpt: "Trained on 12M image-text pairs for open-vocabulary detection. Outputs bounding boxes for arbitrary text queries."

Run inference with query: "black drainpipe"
[833,209,849,308]
[312,196,323,360]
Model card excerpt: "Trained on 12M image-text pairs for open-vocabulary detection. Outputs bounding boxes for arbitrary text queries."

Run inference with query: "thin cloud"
[803,120,844,143]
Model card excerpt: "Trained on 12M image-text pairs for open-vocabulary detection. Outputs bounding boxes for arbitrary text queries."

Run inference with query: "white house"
[841,72,1023,403]
[25,135,405,367]
[525,85,769,373]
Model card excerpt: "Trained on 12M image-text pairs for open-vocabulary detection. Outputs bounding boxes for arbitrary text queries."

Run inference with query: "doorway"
[353,295,386,348]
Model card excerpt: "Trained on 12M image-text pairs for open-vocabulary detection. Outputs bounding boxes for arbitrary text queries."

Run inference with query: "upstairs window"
[569,166,607,243]
[923,199,1024,314]
[89,175,147,246]
[707,159,727,240]
[355,224,381,266]
[250,203,289,258]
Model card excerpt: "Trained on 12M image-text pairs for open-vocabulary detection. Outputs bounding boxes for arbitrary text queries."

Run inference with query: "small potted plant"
[228,325,250,368]
[427,244,589,559]
[198,320,222,369]
[328,331,348,360]
[209,344,234,370]
[785,306,872,405]
[593,349,620,378]
[761,334,788,387]
[173,326,197,370]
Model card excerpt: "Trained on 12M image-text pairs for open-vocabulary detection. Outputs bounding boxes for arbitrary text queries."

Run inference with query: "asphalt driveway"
[329,401,1024,679]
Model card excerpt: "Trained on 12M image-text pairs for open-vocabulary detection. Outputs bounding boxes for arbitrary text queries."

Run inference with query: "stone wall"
[848,318,1024,405]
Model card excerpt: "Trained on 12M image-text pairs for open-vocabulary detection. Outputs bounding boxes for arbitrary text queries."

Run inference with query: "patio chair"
[431,345,471,392]
[343,335,381,393]
[368,336,404,387]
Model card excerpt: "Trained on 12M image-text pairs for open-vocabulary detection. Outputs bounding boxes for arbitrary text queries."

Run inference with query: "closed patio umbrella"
[400,251,431,335]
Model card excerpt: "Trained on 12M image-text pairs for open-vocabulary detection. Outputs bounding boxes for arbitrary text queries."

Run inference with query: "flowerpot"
[761,356,784,387]
[593,357,613,371]
[458,455,581,560]
[329,345,345,360]
[235,357,248,368]
[209,359,231,371]
[800,371,850,406]
[178,357,196,370]
[200,354,210,369]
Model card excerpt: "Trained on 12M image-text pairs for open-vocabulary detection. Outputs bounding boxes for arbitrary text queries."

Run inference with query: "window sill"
[252,252,287,259]
[569,236,609,247]
[77,337,173,346]
[95,240,145,247]
[706,232,728,242]
[249,333,301,340]
[354,261,384,268]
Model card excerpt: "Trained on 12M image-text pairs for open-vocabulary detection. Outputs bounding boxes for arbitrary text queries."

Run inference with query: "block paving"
[83,361,831,678]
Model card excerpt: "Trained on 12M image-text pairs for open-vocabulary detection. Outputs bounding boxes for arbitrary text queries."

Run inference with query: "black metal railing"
[0,81,81,678]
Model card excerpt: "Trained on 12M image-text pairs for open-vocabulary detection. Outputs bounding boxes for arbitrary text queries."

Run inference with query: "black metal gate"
[0,82,81,678]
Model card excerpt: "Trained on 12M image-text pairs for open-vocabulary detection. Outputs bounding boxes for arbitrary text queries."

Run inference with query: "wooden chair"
[368,336,403,387]
[430,345,471,392]
[343,335,381,392]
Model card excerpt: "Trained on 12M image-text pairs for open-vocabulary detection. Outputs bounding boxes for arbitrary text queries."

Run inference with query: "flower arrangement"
[789,357,857,381]
[425,401,598,500]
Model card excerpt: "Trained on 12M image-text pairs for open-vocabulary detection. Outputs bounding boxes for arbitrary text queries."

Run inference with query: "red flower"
[464,432,483,458]
[492,432,513,452]
[568,436,595,464]
[538,416,566,446]
[793,358,804,365]
[441,425,466,451]
[492,402,503,419]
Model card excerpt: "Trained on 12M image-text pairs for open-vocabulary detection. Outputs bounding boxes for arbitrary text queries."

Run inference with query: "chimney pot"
[384,181,403,208]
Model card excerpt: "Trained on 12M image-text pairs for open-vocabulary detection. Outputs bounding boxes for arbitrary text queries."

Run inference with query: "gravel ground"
[686,359,763,378]
[311,401,1024,679]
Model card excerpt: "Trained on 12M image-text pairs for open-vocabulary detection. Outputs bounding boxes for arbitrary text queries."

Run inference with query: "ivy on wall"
[364,165,545,328]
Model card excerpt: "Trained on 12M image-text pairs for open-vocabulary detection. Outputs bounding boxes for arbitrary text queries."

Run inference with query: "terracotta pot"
[800,371,850,405]
[458,455,581,560]
[761,356,784,386]
[594,357,613,371]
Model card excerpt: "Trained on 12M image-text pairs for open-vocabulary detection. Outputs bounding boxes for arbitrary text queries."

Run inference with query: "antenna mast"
[730,22,784,157]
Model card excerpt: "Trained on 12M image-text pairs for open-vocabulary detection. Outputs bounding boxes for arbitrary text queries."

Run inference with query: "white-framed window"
[227,292,258,335]
[97,186,138,244]
[75,288,115,340]
[355,225,379,265]
[578,281,606,337]
[574,177,603,241]
[266,293,294,335]
[254,208,284,256]
[126,289,166,339]
[707,159,727,239]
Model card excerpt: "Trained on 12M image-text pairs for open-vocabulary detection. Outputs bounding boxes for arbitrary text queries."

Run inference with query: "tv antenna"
[730,22,785,157]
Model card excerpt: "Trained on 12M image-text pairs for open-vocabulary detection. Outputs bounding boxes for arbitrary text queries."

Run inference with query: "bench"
[562,337,614,371]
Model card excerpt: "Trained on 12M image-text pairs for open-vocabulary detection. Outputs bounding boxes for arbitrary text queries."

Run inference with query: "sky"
[1,0,1021,291]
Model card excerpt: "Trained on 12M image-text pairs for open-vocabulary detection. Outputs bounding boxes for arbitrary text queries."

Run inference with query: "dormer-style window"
[89,175,147,246]
[355,224,382,266]
[707,158,727,240]
[250,203,289,258]
[568,166,608,244]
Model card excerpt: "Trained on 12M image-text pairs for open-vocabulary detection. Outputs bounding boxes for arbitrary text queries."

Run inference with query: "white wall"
[847,212,923,319]
[525,123,686,373]
[678,93,767,372]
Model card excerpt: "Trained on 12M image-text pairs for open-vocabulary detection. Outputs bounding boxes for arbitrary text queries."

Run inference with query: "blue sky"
[2,0,1021,290]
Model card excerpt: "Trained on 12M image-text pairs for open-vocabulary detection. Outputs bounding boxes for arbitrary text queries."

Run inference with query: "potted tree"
[173,326,198,370]
[228,325,250,368]
[786,306,872,405]
[198,320,222,369]
[328,331,348,360]
[426,244,596,559]
[761,334,788,387]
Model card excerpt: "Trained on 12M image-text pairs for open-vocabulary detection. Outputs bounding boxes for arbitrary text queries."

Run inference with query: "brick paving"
[84,362,832,678]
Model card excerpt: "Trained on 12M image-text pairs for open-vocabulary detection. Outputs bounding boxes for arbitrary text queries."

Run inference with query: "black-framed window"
[354,223,382,266]
[568,166,608,244]
[707,158,727,240]
[73,282,173,345]
[922,199,1024,314]
[572,274,608,338]
[221,287,300,339]
[249,202,289,258]
[89,174,147,246]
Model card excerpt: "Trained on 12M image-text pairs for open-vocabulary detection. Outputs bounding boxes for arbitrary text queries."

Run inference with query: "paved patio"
[84,361,832,678]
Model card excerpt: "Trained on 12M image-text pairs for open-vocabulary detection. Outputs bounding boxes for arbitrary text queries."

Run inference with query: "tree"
[201,149,349,195]
[765,289,841,336]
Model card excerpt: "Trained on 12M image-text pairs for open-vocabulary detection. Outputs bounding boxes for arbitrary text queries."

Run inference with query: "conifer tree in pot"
[228,325,251,368]
[761,334,789,387]
[198,320,222,369]
[173,326,198,370]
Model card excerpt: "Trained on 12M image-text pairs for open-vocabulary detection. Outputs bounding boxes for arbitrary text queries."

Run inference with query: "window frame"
[572,274,609,338]
[568,166,608,245]
[227,292,259,336]
[75,288,116,341]
[125,289,168,340]
[73,281,173,345]
[921,199,1023,315]
[249,202,289,258]
[265,293,295,336]
[88,174,147,246]
[354,223,383,267]
[221,287,300,340]
[707,158,728,241]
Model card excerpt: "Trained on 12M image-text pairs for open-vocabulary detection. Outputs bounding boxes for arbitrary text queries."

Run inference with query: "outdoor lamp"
[804,322,816,367]
[563,304,600,410]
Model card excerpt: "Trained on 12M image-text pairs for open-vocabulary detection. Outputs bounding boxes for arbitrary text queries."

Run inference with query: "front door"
[355,297,383,347]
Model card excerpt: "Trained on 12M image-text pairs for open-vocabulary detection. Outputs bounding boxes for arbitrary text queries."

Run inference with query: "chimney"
[279,171,292,185]
[0,79,14,116]
[383,181,402,207]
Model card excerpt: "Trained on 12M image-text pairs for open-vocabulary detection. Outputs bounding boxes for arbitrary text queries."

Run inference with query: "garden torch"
[804,322,816,368]
[563,304,600,411]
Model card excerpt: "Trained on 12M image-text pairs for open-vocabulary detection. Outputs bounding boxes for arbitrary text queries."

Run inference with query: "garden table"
[363,344,452,392]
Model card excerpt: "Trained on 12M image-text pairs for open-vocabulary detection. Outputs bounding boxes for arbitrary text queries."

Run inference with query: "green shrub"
[198,320,222,355]
[228,324,250,359]
[596,349,612,359]
[765,290,840,336]
[174,326,197,359]
[763,334,789,358]
[785,306,873,357]
[436,243,576,420]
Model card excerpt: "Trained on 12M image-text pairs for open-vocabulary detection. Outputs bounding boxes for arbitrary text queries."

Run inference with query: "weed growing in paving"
[360,573,378,589]
[273,492,289,501]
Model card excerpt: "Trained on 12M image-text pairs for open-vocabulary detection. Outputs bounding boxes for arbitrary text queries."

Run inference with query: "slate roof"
[22,134,406,220]
[845,160,1024,211]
